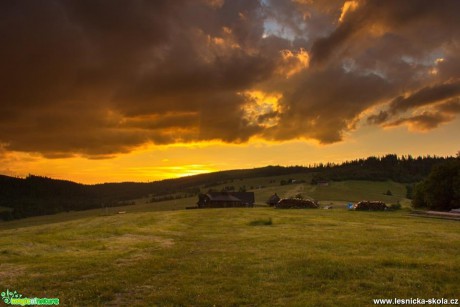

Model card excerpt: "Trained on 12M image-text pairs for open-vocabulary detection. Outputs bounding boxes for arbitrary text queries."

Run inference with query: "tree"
[412,160,460,210]
[405,184,415,199]
[412,182,427,209]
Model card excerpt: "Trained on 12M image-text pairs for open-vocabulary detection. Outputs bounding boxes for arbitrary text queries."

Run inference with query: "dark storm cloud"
[437,98,460,114]
[385,98,460,130]
[367,111,389,125]
[386,112,453,131]
[264,65,392,143]
[0,0,459,157]
[0,0,272,157]
[310,0,460,65]
[388,81,460,114]
[369,93,460,129]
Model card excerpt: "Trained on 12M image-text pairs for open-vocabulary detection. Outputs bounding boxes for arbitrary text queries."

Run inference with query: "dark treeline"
[0,175,99,220]
[309,154,450,183]
[0,154,455,220]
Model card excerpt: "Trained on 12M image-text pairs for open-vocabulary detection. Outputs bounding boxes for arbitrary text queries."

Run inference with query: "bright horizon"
[2,121,458,184]
[1,1,459,184]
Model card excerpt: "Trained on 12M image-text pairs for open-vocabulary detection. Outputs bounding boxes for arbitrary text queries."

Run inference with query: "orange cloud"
[339,1,359,23]
[278,48,310,78]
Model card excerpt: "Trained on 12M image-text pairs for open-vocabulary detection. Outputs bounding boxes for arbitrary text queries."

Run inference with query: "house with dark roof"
[197,192,255,208]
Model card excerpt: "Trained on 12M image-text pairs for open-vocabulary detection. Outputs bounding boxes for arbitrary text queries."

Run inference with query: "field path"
[282,183,308,198]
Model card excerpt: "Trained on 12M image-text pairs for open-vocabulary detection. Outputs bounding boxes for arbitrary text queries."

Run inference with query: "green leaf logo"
[1,289,22,304]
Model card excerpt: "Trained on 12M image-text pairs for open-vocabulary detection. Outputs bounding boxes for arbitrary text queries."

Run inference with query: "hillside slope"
[0,154,453,220]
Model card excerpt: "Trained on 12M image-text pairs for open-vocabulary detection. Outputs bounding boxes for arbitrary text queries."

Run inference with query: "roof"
[231,192,255,204]
[207,193,242,202]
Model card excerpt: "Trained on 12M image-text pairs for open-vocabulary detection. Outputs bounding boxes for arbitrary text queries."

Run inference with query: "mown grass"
[1,207,459,306]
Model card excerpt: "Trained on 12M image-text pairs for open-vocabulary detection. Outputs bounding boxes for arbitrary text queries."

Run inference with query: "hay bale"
[275,198,319,209]
[353,200,387,211]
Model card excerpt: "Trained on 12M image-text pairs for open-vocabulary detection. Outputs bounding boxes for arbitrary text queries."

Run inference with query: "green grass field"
[1,180,458,306]
[1,208,459,306]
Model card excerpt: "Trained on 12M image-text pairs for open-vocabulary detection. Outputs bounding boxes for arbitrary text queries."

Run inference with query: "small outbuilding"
[266,193,281,207]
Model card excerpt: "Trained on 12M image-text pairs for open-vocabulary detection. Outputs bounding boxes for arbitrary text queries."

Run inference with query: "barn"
[197,192,255,208]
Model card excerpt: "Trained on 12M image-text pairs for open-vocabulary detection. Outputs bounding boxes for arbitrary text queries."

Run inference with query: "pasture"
[1,180,458,306]
[1,211,459,305]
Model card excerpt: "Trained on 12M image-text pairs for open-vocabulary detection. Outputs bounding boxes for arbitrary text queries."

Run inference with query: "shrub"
[389,203,401,210]
[249,217,273,226]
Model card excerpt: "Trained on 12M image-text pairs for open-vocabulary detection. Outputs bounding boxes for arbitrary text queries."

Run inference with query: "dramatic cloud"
[438,98,460,114]
[388,82,460,114]
[385,112,454,131]
[0,0,459,158]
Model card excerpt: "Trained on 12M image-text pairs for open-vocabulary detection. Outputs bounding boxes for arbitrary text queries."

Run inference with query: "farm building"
[197,192,255,208]
[266,193,280,206]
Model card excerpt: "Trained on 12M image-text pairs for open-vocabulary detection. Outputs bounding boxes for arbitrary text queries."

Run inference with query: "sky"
[1,0,459,184]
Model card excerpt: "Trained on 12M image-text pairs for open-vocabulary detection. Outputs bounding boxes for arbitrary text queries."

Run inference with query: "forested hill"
[0,154,455,220]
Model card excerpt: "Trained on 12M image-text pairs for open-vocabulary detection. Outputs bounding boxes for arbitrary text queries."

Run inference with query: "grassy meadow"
[1,180,458,306]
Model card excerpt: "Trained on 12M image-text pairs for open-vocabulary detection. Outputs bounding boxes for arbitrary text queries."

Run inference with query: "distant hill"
[0,154,455,220]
